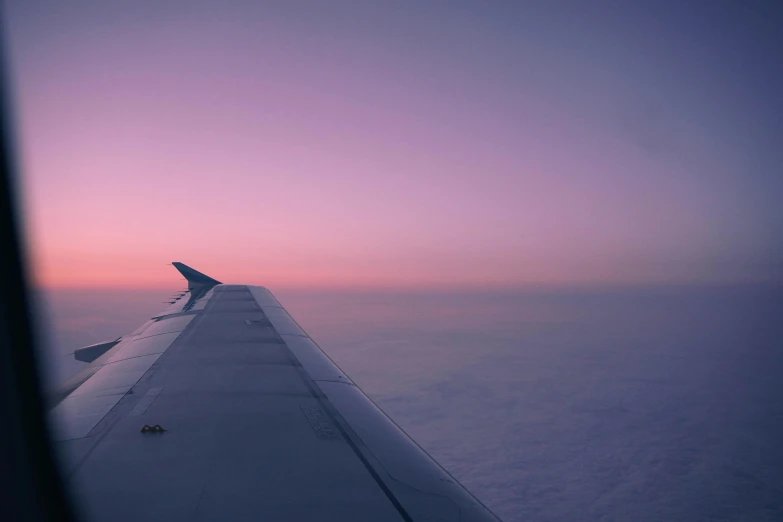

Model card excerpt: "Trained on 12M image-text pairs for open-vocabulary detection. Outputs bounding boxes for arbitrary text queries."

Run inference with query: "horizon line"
[32,280,783,293]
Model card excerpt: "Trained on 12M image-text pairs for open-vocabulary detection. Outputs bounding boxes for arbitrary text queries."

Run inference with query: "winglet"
[172,262,222,289]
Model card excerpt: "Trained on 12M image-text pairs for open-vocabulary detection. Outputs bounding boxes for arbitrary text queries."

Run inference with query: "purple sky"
[4,1,782,288]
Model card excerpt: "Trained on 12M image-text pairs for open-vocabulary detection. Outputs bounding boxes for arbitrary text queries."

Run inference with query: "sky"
[3,1,782,289]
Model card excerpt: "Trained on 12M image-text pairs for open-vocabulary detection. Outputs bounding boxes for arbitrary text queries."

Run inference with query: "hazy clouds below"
[37,285,783,521]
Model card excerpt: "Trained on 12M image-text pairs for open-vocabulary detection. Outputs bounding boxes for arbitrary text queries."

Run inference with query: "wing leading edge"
[50,264,501,522]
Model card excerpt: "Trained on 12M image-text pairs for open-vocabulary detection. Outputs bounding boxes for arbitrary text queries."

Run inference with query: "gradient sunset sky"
[4,1,782,288]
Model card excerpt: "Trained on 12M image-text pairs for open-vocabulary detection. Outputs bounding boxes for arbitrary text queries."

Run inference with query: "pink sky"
[5,2,781,289]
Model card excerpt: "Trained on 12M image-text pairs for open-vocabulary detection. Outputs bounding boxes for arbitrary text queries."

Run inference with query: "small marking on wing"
[140,424,166,434]
[301,404,340,440]
[128,387,164,417]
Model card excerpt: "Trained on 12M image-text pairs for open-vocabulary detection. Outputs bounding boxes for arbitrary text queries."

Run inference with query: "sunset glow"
[5,2,781,289]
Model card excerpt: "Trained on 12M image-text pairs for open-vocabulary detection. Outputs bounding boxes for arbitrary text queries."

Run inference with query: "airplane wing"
[49,263,501,522]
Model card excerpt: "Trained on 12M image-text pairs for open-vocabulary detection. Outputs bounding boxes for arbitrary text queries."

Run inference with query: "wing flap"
[73,337,122,363]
